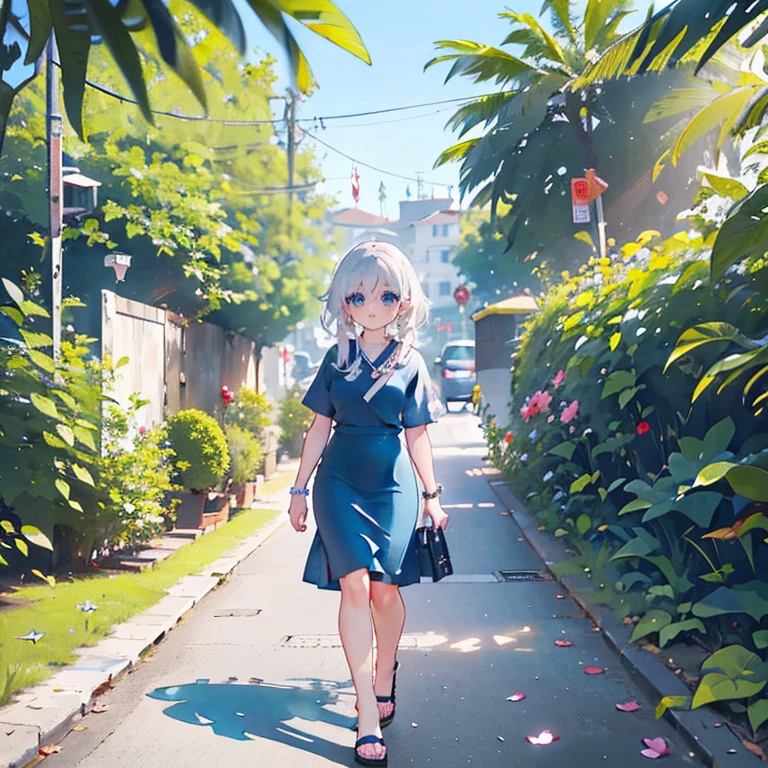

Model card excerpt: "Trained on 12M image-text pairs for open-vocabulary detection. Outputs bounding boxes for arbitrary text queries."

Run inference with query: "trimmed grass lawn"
[0,506,281,705]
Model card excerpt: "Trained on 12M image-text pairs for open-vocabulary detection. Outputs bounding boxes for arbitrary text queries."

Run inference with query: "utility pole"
[47,36,63,359]
[285,90,298,221]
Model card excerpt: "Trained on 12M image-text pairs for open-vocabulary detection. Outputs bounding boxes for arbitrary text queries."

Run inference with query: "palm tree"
[426,1,697,267]
[578,0,768,83]
[0,0,369,146]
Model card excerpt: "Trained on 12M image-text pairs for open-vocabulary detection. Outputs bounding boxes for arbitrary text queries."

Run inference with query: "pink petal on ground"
[554,640,573,647]
[641,738,670,758]
[616,701,641,712]
[526,730,559,745]
[584,667,604,675]
[507,691,526,702]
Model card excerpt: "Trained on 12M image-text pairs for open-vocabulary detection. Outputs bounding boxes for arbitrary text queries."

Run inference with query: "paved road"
[45,408,701,767]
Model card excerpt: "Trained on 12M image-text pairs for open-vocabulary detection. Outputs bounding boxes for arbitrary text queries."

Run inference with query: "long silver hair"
[321,241,430,369]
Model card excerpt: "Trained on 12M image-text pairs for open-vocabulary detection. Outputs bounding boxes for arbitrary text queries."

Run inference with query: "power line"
[303,130,449,187]
[307,106,458,130]
[71,62,499,128]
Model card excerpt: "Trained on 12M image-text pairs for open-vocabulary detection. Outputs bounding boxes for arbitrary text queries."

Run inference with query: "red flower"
[504,431,513,444]
[138,426,147,436]
[221,386,234,404]
[636,421,651,435]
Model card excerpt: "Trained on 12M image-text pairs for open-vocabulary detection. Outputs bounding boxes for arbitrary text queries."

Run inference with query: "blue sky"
[241,1,653,215]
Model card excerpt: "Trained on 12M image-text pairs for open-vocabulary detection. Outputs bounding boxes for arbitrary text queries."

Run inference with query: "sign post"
[571,178,591,224]
[571,170,609,258]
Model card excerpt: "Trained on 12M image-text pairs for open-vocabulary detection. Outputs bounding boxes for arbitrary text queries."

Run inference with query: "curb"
[0,488,292,768]
[488,479,758,768]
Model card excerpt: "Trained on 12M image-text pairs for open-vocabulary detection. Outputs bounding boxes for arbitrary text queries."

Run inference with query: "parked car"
[292,351,317,381]
[434,340,476,403]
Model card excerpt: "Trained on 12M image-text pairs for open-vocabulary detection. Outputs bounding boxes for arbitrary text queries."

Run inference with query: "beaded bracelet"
[421,484,443,500]
[290,487,309,496]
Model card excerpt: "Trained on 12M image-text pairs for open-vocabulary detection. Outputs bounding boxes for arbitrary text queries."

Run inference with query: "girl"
[287,240,449,766]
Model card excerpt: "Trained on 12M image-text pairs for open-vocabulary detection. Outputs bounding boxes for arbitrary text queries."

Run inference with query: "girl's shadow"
[146,677,356,762]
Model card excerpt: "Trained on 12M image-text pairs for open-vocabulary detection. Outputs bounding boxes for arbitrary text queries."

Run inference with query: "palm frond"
[540,0,576,44]
[425,41,539,87]
[499,11,567,66]
[433,138,481,169]
[444,91,518,138]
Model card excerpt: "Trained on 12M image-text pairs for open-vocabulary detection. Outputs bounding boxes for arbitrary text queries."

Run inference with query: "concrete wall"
[102,291,273,427]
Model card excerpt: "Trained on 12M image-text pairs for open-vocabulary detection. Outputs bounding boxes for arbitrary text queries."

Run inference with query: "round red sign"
[454,285,470,305]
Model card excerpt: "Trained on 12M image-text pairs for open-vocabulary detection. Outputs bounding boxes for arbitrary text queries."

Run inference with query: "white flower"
[123,502,135,514]
[520,453,529,463]
[542,471,554,482]
[528,429,539,441]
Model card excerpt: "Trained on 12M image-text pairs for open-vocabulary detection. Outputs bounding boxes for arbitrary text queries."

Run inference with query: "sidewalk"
[23,411,749,768]
[0,469,297,768]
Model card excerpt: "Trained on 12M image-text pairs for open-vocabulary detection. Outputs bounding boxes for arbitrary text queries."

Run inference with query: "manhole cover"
[494,570,552,582]
[213,609,262,617]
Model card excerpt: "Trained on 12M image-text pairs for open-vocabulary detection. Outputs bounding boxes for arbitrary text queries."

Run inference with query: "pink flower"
[636,421,651,435]
[138,426,147,436]
[552,370,566,388]
[560,400,580,424]
[529,390,552,413]
[520,403,538,421]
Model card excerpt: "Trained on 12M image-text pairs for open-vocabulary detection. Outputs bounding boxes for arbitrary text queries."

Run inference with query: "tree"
[0,10,335,348]
[453,207,538,304]
[0,0,370,149]
[578,0,768,84]
[428,1,701,271]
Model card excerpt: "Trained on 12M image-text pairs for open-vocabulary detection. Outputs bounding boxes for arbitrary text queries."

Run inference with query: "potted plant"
[226,423,263,509]
[166,409,231,530]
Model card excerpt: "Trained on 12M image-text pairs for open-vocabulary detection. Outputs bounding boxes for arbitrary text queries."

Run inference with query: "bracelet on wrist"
[421,484,443,500]
[290,487,309,496]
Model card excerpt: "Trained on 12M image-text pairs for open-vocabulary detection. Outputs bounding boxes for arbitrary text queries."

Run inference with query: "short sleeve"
[402,353,444,428]
[301,347,336,418]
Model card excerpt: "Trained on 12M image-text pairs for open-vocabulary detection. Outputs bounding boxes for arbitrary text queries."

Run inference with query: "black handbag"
[415,525,453,582]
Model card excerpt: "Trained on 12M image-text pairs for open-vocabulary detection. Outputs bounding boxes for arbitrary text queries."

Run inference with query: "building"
[329,198,464,339]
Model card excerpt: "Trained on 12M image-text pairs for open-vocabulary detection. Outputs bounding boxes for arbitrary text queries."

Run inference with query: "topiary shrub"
[226,388,273,437]
[227,423,263,484]
[166,409,230,492]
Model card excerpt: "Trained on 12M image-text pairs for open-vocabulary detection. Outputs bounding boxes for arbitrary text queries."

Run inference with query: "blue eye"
[346,293,366,308]
[381,292,400,306]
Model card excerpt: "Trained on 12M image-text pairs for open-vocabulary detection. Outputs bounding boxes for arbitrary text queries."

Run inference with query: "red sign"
[585,169,609,202]
[454,285,470,306]
[571,178,590,207]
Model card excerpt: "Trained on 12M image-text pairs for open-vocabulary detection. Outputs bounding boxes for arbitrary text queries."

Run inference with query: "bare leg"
[370,582,405,722]
[339,568,385,762]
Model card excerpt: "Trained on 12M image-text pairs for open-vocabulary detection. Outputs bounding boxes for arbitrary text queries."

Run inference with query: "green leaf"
[692,583,768,622]
[665,322,749,372]
[748,698,768,734]
[30,393,60,421]
[619,498,653,516]
[609,332,621,351]
[15,538,28,557]
[692,645,768,709]
[24,0,54,65]
[607,477,627,493]
[618,386,639,409]
[2,278,24,307]
[569,474,593,494]
[28,349,56,374]
[0,305,23,325]
[711,184,768,283]
[576,514,591,535]
[21,525,53,551]
[50,0,91,139]
[116,356,130,368]
[55,424,75,447]
[601,370,635,399]
[753,630,768,650]
[655,695,689,720]
[701,172,749,201]
[725,465,768,502]
[659,619,706,648]
[55,478,71,500]
[694,461,737,488]
[548,441,576,460]
[84,0,152,123]
[72,464,95,487]
[72,426,97,451]
[630,609,672,643]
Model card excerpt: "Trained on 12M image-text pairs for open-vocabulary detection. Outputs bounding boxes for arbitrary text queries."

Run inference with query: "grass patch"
[0,507,279,705]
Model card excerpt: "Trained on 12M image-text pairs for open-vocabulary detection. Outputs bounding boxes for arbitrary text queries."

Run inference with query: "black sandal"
[376,661,399,728]
[354,734,387,766]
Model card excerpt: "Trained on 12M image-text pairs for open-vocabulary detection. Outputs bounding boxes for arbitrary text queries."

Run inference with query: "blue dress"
[301,339,442,591]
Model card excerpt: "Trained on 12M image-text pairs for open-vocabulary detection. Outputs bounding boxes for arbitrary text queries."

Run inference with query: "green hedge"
[167,409,230,492]
[488,230,768,734]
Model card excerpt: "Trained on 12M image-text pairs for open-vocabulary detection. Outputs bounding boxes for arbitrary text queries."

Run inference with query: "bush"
[227,423,263,484]
[226,388,272,436]
[277,385,313,457]
[166,409,230,492]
